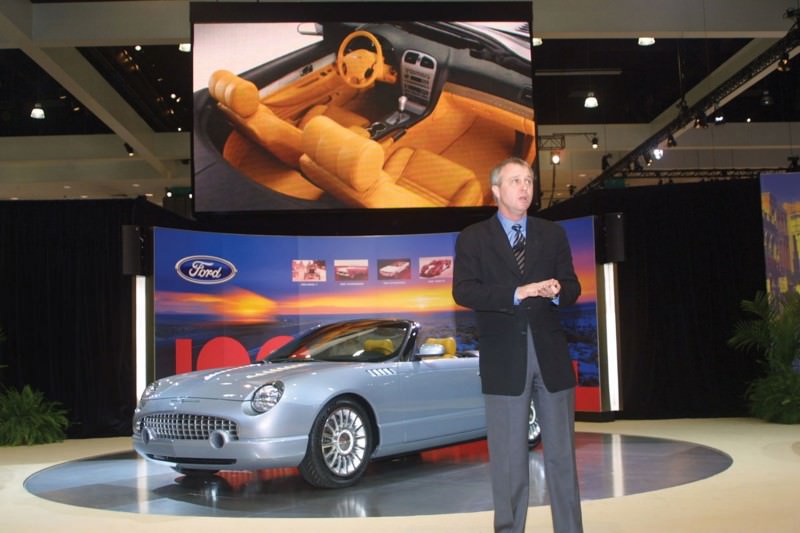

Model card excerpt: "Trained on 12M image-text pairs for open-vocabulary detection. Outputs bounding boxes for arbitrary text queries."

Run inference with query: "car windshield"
[267,321,410,363]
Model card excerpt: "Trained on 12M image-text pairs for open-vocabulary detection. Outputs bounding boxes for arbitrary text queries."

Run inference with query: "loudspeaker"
[121,225,143,275]
[596,212,625,263]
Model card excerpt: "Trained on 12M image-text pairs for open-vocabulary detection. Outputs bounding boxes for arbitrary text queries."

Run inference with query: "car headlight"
[252,381,284,413]
[141,380,161,401]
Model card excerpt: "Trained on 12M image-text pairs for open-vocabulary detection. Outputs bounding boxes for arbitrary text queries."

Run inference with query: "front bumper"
[132,431,308,471]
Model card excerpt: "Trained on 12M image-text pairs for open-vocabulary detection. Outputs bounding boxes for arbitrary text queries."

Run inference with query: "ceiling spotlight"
[714,113,725,124]
[760,90,774,106]
[584,92,598,108]
[30,103,45,119]
[124,142,135,157]
[777,51,790,72]
[638,37,656,46]
[178,43,192,53]
[693,112,708,128]
[532,37,543,47]
[666,134,677,147]
[652,148,664,160]
[591,136,599,149]
[550,151,561,165]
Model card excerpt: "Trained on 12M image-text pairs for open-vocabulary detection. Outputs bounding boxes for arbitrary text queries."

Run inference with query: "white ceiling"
[0,0,798,205]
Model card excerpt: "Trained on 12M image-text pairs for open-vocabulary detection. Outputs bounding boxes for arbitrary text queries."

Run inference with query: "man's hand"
[515,279,561,300]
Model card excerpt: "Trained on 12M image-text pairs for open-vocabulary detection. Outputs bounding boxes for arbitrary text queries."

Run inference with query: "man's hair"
[489,157,534,186]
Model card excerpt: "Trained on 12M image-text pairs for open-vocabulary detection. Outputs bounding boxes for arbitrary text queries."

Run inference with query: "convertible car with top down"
[133,318,541,488]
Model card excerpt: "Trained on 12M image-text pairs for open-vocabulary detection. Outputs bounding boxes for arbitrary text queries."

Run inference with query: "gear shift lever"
[398,95,408,112]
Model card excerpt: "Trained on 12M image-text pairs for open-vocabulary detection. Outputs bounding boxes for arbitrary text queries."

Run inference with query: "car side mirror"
[416,342,446,359]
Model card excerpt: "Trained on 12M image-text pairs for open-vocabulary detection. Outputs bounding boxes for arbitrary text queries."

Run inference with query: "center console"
[368,49,438,140]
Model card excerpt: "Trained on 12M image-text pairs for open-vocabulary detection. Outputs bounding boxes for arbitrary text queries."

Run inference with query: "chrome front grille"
[142,413,239,441]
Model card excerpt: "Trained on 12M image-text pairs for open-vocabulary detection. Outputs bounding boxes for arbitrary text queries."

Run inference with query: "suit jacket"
[452,214,580,395]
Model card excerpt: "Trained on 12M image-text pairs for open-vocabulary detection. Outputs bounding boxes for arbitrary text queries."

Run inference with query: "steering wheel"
[337,30,384,89]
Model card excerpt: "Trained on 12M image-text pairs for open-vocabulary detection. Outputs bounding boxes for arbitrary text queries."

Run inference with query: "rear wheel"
[299,398,374,488]
[528,400,542,448]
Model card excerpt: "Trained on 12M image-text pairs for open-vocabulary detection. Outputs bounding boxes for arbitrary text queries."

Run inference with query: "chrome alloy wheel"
[321,406,368,476]
[529,400,542,443]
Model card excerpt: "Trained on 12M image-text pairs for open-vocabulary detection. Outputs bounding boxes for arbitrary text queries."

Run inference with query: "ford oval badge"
[175,256,238,285]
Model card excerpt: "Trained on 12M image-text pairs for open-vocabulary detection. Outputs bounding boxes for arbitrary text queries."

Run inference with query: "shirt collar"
[497,212,527,242]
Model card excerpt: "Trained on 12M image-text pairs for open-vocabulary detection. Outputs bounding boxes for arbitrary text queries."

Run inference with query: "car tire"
[299,398,373,488]
[528,400,542,448]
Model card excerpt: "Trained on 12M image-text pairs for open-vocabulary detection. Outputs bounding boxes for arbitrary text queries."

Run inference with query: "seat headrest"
[208,69,260,118]
[363,338,394,355]
[301,116,384,193]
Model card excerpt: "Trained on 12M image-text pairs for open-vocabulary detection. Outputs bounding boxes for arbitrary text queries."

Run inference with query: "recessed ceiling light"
[532,37,543,47]
[638,37,656,46]
[30,103,45,119]
[132,183,140,188]
[178,43,192,53]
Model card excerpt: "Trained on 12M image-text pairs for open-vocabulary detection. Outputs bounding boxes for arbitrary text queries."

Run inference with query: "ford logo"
[175,256,238,285]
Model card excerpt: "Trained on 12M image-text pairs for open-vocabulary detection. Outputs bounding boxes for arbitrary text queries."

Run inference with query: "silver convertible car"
[133,319,541,488]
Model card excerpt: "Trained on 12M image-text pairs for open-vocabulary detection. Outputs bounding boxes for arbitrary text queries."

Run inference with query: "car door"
[397,356,484,445]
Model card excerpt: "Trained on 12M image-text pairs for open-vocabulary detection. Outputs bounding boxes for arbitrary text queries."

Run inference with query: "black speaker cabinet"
[121,225,143,275]
[596,212,625,263]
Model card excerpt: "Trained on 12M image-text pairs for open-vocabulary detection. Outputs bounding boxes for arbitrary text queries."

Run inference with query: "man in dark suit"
[453,157,583,533]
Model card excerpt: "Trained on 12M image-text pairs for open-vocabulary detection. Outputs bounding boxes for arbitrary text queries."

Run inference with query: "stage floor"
[4,418,799,532]
[25,432,730,518]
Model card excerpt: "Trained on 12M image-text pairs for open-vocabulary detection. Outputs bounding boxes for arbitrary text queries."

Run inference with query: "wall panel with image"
[152,217,603,411]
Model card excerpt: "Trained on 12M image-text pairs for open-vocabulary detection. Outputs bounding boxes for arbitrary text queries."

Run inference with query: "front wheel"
[528,400,542,448]
[299,398,374,488]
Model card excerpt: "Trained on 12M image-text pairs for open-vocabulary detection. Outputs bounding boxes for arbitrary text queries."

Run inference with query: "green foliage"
[0,385,69,445]
[747,372,800,424]
[729,291,800,424]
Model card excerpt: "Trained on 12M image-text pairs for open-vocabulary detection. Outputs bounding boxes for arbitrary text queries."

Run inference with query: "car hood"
[149,362,328,401]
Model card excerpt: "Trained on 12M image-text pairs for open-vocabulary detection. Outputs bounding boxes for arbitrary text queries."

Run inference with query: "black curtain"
[0,198,191,437]
[543,179,765,418]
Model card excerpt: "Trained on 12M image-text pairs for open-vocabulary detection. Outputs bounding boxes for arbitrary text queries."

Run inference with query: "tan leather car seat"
[208,69,303,167]
[299,116,482,208]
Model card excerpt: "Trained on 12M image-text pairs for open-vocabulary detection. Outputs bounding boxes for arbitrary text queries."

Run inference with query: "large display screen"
[191,2,535,214]
[152,217,603,411]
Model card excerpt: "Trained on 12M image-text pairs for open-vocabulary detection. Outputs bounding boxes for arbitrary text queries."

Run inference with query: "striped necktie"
[511,224,525,274]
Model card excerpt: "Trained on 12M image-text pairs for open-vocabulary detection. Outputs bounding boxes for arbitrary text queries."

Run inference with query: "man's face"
[491,162,534,220]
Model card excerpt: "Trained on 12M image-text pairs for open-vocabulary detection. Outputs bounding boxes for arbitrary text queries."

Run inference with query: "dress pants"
[483,330,583,533]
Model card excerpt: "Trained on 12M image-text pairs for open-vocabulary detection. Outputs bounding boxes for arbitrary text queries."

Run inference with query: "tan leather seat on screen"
[208,69,303,167]
[299,115,482,208]
[299,103,371,131]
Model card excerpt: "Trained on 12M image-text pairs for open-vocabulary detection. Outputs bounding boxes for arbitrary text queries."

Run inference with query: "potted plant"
[728,291,800,424]
[0,324,69,445]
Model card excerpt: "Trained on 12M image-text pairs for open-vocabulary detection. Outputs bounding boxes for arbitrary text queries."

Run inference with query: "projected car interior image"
[193,21,535,211]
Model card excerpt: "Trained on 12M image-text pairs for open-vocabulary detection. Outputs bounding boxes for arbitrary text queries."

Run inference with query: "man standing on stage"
[453,157,583,533]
